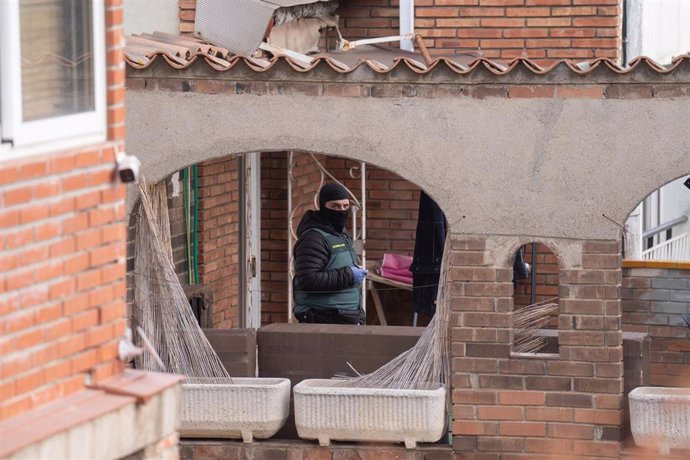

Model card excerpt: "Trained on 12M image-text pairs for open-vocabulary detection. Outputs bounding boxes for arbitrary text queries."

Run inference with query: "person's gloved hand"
[350,266,369,284]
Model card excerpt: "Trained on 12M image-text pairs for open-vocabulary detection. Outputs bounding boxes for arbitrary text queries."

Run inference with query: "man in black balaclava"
[292,183,368,324]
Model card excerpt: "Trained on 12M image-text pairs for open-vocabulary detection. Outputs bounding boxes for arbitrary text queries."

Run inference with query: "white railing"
[642,232,690,261]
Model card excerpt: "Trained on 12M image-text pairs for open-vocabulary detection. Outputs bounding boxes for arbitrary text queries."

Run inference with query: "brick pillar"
[260,153,289,324]
[450,235,623,459]
[197,157,240,328]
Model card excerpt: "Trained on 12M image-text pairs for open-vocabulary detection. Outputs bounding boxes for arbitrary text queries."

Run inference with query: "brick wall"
[339,0,622,62]
[260,152,289,324]
[622,266,690,387]
[179,0,195,33]
[179,0,621,63]
[0,0,127,420]
[451,237,623,458]
[197,156,241,329]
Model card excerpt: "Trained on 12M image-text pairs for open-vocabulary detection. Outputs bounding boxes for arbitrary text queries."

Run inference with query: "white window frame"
[0,0,106,149]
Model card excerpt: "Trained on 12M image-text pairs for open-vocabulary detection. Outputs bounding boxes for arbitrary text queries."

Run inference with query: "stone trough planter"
[293,379,446,449]
[180,377,290,442]
[629,386,690,454]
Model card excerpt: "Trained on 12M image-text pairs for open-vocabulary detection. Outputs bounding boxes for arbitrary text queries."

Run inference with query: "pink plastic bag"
[378,253,413,285]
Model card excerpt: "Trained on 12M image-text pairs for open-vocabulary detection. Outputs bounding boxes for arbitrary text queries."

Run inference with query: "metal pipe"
[182,168,192,285]
[414,34,433,66]
[340,33,416,51]
[622,0,628,66]
[361,161,367,315]
[399,0,414,51]
[643,215,688,239]
[287,151,294,323]
[238,155,247,328]
[657,189,661,244]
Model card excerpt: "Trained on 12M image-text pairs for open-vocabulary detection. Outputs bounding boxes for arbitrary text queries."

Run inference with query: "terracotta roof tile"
[125,32,690,77]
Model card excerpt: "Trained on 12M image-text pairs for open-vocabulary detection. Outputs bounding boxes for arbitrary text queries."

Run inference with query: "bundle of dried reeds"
[513,301,559,354]
[132,178,230,383]
[337,238,451,390]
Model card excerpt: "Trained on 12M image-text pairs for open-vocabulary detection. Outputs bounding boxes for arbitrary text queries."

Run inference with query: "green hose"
[182,168,193,285]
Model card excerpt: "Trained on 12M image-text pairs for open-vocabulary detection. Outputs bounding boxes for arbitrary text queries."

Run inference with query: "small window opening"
[512,243,559,357]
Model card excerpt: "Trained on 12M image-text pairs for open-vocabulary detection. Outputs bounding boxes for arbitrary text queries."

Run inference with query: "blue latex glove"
[350,266,369,284]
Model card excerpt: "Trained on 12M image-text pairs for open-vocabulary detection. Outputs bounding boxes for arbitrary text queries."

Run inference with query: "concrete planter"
[293,379,446,449]
[629,386,690,454]
[180,377,290,442]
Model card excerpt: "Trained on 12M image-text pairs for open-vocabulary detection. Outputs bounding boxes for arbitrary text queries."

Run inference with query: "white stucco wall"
[124,0,179,35]
[126,90,690,241]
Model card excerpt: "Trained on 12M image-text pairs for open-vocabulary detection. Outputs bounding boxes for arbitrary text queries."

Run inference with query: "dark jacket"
[293,210,355,293]
[410,191,447,316]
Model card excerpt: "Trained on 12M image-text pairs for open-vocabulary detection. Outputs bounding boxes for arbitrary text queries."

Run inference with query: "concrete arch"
[124,148,445,218]
[126,90,690,240]
[487,236,582,270]
[623,171,690,222]
[505,239,566,271]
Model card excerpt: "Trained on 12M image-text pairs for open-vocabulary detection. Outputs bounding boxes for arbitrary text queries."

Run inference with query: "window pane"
[20,0,95,122]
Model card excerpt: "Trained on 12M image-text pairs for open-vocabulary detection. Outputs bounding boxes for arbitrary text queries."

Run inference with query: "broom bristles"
[513,302,558,353]
[132,178,230,382]
[338,238,452,390]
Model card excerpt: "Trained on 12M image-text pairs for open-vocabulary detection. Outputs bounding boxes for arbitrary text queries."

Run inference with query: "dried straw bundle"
[337,238,452,390]
[513,301,559,354]
[132,178,230,383]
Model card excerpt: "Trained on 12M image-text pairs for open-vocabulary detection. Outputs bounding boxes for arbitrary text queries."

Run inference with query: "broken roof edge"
[125,51,690,80]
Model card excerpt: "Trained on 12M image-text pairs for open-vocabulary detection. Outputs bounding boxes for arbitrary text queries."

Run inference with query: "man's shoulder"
[296,228,329,247]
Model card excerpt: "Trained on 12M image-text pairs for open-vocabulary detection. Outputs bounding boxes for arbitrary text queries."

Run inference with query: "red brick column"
[197,156,241,328]
[450,236,623,458]
[260,152,290,324]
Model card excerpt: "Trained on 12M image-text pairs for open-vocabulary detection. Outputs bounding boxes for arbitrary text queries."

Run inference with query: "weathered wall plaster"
[123,0,179,35]
[126,91,690,240]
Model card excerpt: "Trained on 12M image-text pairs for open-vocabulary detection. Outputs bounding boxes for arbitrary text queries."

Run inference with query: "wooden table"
[366,272,413,326]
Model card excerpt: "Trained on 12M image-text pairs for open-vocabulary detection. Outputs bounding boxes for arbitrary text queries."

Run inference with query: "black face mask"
[320,208,349,232]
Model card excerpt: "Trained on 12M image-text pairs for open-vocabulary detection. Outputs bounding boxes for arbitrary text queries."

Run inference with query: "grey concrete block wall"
[622,267,690,387]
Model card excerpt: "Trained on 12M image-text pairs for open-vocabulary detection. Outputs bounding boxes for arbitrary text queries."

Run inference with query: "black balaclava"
[318,183,350,232]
